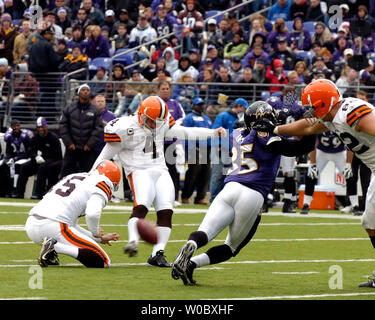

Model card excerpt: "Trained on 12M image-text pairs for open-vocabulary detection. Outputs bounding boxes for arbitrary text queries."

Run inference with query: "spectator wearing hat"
[56,38,69,59]
[228,56,244,83]
[288,17,311,52]
[52,0,73,20]
[270,37,297,71]
[268,0,291,21]
[73,8,94,32]
[111,9,136,36]
[86,25,110,59]
[82,0,105,26]
[172,54,199,82]
[151,38,180,63]
[252,57,267,84]
[12,117,63,199]
[59,44,89,80]
[199,18,225,58]
[311,21,332,47]
[13,20,32,65]
[178,0,204,52]
[243,43,270,69]
[151,4,178,41]
[59,84,104,178]
[305,0,324,22]
[103,9,117,36]
[104,63,128,107]
[128,13,157,47]
[56,7,72,34]
[181,96,212,205]
[199,44,222,72]
[46,11,63,40]
[0,13,17,65]
[223,32,248,62]
[188,48,200,70]
[111,23,130,50]
[209,97,248,202]
[265,58,288,93]
[0,120,33,197]
[89,66,108,96]
[267,18,289,50]
[308,55,335,82]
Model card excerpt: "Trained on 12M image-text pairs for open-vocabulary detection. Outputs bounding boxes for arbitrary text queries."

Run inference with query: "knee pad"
[130,205,148,219]
[156,209,173,228]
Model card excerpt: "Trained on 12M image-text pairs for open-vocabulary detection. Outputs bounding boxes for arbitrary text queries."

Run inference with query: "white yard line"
[272,271,320,274]
[0,297,48,300]
[209,292,375,300]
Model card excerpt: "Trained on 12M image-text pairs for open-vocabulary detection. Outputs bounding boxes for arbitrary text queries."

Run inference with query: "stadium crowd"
[0,0,374,213]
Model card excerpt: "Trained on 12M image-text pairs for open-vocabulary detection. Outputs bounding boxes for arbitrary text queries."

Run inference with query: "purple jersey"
[151,17,177,38]
[4,128,33,159]
[165,98,185,145]
[267,96,304,124]
[317,131,345,153]
[224,128,281,200]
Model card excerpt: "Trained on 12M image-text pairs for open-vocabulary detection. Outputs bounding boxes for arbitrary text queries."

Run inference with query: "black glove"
[252,119,276,133]
[276,110,288,125]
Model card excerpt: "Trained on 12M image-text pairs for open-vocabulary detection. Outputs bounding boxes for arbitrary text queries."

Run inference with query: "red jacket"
[265,65,288,93]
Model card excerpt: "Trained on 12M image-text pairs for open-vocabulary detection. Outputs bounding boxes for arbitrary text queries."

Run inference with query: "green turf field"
[1,198,375,301]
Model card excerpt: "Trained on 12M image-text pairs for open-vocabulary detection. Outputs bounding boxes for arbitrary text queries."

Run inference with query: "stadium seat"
[261,91,270,101]
[205,10,224,23]
[90,57,111,70]
[285,20,294,31]
[113,49,135,66]
[303,21,316,33]
[296,51,315,67]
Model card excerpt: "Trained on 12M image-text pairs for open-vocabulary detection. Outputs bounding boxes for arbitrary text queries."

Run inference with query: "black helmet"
[244,101,277,131]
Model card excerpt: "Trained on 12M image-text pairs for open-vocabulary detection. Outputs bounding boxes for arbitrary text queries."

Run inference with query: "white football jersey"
[104,115,176,175]
[29,172,114,225]
[323,97,375,172]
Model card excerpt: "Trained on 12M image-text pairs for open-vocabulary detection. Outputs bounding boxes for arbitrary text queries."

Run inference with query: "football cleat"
[172,242,196,279]
[38,237,58,268]
[123,240,138,257]
[352,206,362,216]
[282,199,296,213]
[300,204,310,215]
[359,272,375,288]
[147,250,171,267]
[180,261,197,286]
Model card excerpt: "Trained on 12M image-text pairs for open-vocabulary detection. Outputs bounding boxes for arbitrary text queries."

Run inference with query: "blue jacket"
[211,109,237,148]
[268,0,291,21]
[183,111,212,149]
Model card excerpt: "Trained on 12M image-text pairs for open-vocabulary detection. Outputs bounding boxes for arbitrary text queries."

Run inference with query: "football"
[137,219,158,244]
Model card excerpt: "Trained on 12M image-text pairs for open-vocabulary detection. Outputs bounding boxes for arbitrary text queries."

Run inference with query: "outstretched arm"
[265,134,317,157]
[91,142,122,171]
[276,118,328,136]
[165,125,226,140]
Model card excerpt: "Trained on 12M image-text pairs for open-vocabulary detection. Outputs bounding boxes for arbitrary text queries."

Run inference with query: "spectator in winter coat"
[305,0,324,22]
[59,44,89,80]
[268,0,291,22]
[86,25,110,59]
[0,13,18,65]
[311,21,332,47]
[289,0,309,20]
[129,14,157,46]
[243,43,270,69]
[223,32,249,61]
[172,54,199,82]
[13,20,31,65]
[265,58,289,93]
[288,17,311,51]
[270,37,297,71]
[59,84,104,177]
[267,18,290,50]
[163,46,179,77]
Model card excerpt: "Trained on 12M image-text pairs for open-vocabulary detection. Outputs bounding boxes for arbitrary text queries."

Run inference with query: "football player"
[171,101,316,285]
[254,79,375,288]
[267,86,305,213]
[300,132,359,215]
[25,160,121,268]
[91,95,226,267]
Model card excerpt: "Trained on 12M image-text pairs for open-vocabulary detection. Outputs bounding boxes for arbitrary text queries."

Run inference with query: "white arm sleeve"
[91,142,123,171]
[165,125,216,140]
[74,224,102,243]
[85,193,106,238]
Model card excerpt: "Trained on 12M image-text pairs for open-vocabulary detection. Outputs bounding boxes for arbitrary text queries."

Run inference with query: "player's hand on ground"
[101,233,120,246]
[307,164,318,180]
[214,127,227,138]
[343,163,353,179]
